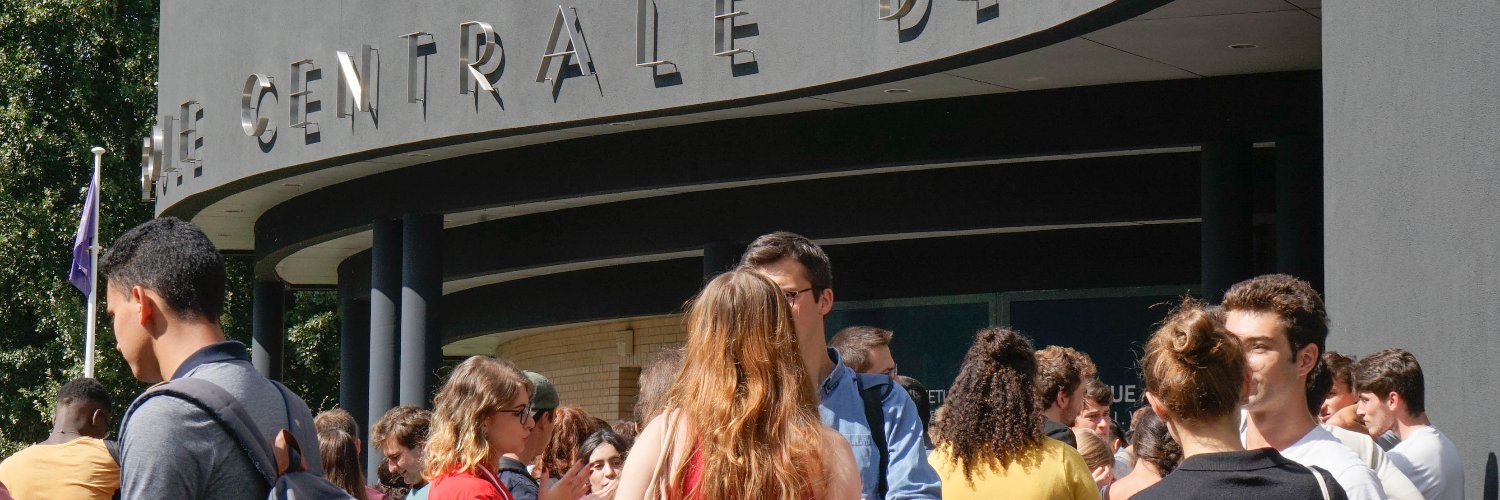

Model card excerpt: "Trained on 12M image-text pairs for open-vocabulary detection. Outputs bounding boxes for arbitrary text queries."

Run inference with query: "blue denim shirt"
[818,348,942,499]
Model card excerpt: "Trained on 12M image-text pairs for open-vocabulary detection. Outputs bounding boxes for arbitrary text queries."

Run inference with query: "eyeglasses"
[494,400,534,424]
[784,287,814,303]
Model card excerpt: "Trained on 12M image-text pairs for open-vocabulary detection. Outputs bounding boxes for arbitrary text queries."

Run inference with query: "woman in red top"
[616,270,860,499]
[424,356,590,500]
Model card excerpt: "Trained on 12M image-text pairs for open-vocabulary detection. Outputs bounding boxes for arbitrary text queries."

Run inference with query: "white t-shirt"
[1323,424,1423,500]
[1279,426,1387,500]
[1388,426,1465,500]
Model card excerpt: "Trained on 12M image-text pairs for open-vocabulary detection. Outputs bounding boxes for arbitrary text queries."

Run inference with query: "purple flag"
[69,176,98,296]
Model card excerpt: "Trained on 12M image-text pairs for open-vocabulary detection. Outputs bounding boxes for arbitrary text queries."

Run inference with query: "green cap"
[525,371,559,411]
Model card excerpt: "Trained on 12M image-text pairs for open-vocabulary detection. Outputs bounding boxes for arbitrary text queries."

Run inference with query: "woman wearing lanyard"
[424,356,590,500]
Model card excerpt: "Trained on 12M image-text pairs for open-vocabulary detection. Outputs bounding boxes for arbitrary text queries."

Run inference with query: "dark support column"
[702,241,745,283]
[251,280,286,380]
[400,214,442,408]
[1275,136,1325,292]
[338,291,370,463]
[367,218,402,483]
[1201,141,1256,302]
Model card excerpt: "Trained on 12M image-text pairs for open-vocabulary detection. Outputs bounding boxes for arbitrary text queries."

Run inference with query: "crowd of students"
[0,219,1470,499]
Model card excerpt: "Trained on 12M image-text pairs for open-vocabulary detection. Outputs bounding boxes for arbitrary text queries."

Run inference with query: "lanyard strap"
[476,463,515,500]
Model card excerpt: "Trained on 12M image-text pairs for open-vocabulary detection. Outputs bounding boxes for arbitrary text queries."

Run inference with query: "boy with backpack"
[105,217,331,499]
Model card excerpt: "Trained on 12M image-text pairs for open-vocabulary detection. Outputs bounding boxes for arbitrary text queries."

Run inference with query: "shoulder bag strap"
[856,374,890,499]
[121,378,279,487]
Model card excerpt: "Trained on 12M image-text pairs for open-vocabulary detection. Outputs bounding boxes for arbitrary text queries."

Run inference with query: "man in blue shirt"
[740,231,941,499]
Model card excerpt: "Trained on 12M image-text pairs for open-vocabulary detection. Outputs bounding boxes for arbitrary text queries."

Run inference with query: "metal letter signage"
[714,0,751,59]
[289,59,316,128]
[240,73,275,137]
[536,6,595,83]
[140,136,157,201]
[400,32,432,103]
[336,45,378,117]
[878,0,916,20]
[459,21,500,94]
[635,0,674,71]
[178,100,203,169]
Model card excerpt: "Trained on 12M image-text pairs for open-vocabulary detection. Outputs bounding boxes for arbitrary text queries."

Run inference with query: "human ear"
[131,286,155,328]
[816,288,834,316]
[1295,344,1319,378]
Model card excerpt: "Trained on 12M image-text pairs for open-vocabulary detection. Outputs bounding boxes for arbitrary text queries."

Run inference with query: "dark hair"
[99,217,226,321]
[935,327,1043,485]
[579,429,631,465]
[895,375,931,431]
[1324,351,1356,393]
[1222,273,1328,371]
[1352,348,1426,414]
[738,231,832,299]
[1142,299,1246,423]
[57,378,110,409]
[1129,406,1181,474]
[318,427,370,500]
[1305,354,1334,417]
[1034,346,1097,409]
[634,348,683,424]
[1084,378,1112,406]
[371,405,431,451]
[830,326,893,372]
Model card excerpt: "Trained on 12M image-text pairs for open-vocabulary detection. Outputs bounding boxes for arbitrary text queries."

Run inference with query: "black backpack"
[122,377,354,500]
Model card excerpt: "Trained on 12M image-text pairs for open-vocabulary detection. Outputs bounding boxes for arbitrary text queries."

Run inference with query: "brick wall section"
[493,314,685,421]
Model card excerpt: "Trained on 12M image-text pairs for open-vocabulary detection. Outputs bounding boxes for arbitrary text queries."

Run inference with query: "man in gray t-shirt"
[102,217,321,499]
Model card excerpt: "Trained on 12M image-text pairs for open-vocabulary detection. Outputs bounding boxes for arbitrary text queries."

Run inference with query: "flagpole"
[85,147,104,378]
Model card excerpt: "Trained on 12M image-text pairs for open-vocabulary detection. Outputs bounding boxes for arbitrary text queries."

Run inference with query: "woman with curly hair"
[423,356,590,500]
[929,327,1099,499]
[1132,300,1333,499]
[616,270,860,499]
[538,406,603,482]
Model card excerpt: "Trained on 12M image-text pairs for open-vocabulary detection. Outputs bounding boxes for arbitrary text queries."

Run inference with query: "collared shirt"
[817,348,941,499]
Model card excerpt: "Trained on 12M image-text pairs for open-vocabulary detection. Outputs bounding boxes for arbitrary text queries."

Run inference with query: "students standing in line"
[616,270,860,499]
[1354,348,1465,500]
[928,327,1098,500]
[423,356,588,500]
[1133,300,1338,499]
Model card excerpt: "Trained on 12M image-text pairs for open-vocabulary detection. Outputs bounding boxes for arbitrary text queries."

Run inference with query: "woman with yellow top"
[929,327,1099,500]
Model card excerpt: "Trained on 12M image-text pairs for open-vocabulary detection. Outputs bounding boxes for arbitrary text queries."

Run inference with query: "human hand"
[1091,465,1113,488]
[538,460,590,500]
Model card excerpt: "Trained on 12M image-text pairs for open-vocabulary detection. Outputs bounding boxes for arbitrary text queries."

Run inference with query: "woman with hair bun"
[1133,300,1337,499]
[929,327,1099,500]
[615,270,860,499]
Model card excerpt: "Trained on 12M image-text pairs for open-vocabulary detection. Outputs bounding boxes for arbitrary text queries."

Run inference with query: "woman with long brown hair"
[539,406,603,482]
[1132,300,1333,499]
[929,327,1098,499]
[424,356,589,500]
[616,270,860,499]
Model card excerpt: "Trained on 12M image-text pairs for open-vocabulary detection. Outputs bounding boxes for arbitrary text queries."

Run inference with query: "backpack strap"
[120,378,279,487]
[1307,465,1348,500]
[855,373,893,500]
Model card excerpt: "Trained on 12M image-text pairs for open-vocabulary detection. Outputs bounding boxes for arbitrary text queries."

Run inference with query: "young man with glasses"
[497,371,561,500]
[831,325,900,378]
[740,231,941,499]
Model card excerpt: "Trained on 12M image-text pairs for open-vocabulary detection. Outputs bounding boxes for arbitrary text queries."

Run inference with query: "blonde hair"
[423,356,532,481]
[1072,428,1112,469]
[653,270,827,499]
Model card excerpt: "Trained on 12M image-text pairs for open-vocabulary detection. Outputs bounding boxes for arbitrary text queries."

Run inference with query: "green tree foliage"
[0,0,343,457]
[0,0,160,457]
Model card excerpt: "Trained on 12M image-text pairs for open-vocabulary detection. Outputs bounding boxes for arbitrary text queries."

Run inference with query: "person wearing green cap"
[497,371,560,500]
